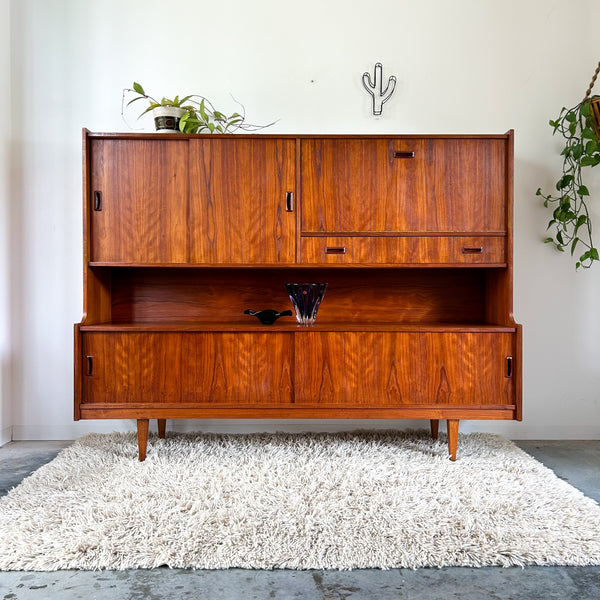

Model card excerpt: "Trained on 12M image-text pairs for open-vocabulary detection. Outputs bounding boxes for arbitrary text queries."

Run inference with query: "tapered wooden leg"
[137,419,149,461]
[430,419,439,440]
[157,419,166,439]
[447,419,459,461]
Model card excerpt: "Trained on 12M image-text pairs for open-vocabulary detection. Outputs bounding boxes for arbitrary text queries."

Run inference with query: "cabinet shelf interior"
[84,266,512,327]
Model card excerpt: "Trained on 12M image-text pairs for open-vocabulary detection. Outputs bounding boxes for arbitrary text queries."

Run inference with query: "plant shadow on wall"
[121,82,276,134]
[537,62,600,269]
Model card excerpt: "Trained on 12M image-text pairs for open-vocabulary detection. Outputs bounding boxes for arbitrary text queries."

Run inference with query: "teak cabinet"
[75,130,522,461]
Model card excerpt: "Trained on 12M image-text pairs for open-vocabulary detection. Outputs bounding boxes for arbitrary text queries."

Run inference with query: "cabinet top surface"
[84,129,513,141]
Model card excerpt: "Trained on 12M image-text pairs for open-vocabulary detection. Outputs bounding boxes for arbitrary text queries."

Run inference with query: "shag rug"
[1,430,600,571]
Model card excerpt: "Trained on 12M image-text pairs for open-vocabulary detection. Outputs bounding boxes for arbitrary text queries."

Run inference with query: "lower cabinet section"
[77,327,519,461]
[81,332,294,405]
[294,332,515,407]
[79,329,517,411]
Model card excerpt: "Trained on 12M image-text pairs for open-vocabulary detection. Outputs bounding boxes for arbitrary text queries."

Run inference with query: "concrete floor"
[0,439,599,599]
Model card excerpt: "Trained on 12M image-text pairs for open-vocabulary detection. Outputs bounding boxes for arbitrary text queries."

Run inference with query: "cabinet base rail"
[78,405,516,420]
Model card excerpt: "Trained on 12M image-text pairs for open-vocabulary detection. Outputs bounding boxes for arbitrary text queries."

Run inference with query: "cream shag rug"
[1,430,600,571]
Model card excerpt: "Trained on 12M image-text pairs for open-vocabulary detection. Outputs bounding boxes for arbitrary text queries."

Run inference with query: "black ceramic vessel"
[244,309,293,325]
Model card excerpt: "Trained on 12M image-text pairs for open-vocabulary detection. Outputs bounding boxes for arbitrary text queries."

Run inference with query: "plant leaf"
[585,140,599,154]
[126,96,146,107]
[199,99,209,123]
[582,127,596,140]
[581,102,592,117]
[571,238,579,255]
[565,111,577,123]
[556,174,573,190]
[133,82,145,95]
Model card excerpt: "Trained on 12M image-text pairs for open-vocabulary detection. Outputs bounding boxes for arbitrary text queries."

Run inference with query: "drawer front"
[300,236,506,265]
[294,331,516,407]
[81,332,293,405]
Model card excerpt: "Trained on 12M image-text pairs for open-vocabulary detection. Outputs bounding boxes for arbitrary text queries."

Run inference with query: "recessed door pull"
[93,191,102,211]
[325,247,346,254]
[394,151,415,159]
[506,356,513,378]
[462,247,483,254]
[86,356,93,376]
[285,192,294,212]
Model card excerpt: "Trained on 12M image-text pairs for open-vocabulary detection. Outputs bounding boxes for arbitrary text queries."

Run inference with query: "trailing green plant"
[121,82,273,134]
[536,65,600,268]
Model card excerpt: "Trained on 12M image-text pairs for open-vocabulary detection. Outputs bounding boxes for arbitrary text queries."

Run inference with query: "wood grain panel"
[189,138,296,263]
[294,332,515,407]
[90,139,188,263]
[300,138,507,233]
[81,332,293,405]
[300,236,505,265]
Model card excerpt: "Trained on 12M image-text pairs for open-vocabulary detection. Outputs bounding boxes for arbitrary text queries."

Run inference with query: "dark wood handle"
[506,356,513,378]
[94,191,102,211]
[394,151,415,159]
[325,247,346,254]
[285,192,294,212]
[462,247,483,254]
[86,355,93,376]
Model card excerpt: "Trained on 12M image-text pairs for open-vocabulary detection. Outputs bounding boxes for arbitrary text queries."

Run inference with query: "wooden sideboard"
[74,130,522,461]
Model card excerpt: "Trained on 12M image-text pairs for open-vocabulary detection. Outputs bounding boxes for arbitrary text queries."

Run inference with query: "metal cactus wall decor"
[362,63,397,116]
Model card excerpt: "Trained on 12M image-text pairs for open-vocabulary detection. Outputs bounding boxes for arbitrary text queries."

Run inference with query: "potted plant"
[122,82,196,132]
[537,63,600,269]
[122,82,274,134]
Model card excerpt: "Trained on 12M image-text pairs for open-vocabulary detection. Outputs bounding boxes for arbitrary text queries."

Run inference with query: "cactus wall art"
[362,62,397,116]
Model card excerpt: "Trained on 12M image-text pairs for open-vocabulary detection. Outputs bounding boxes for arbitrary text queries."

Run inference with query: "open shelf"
[84,266,512,327]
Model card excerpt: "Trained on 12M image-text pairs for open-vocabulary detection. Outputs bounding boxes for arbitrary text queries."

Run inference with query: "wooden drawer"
[294,331,516,407]
[300,236,506,265]
[81,332,294,405]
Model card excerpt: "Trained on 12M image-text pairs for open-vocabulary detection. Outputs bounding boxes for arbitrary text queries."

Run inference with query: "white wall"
[7,0,600,440]
[0,0,12,445]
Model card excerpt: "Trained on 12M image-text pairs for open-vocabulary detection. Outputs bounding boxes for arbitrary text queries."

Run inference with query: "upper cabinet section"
[188,138,296,264]
[89,139,189,263]
[300,137,508,234]
[88,135,296,265]
[85,132,512,267]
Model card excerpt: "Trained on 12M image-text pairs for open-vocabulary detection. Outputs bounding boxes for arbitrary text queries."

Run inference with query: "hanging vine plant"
[536,61,600,268]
